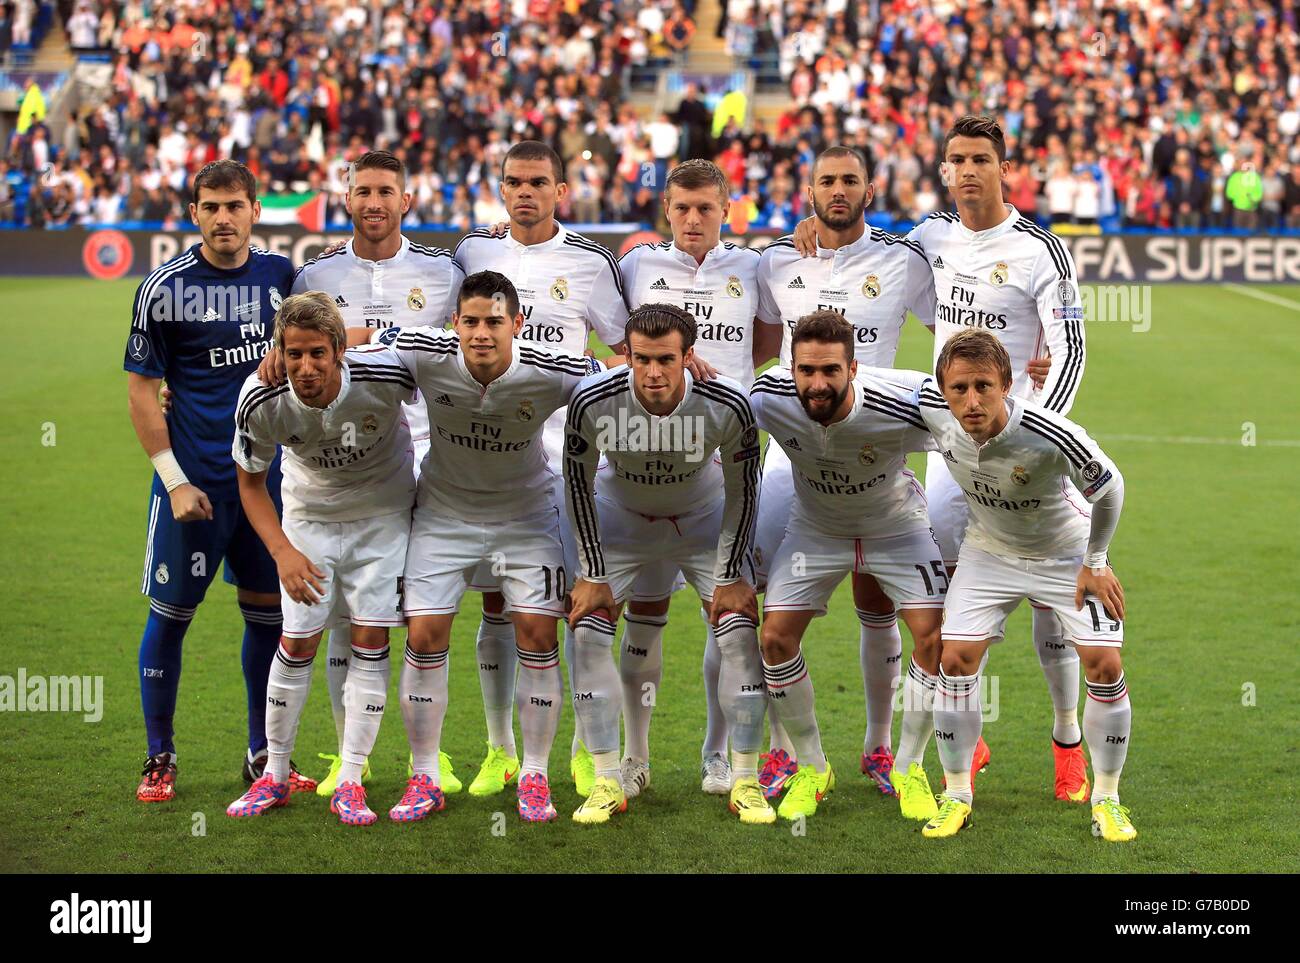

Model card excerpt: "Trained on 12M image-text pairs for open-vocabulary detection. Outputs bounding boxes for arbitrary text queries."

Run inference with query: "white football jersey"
[914,378,1120,558]
[233,346,417,523]
[907,205,1085,413]
[291,236,463,444]
[749,367,934,539]
[454,223,630,469]
[377,324,601,523]
[564,367,761,585]
[619,239,763,387]
[756,227,936,369]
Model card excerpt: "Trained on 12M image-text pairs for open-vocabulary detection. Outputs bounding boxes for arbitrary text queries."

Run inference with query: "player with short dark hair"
[291,147,464,799]
[750,311,945,821]
[564,303,766,824]
[125,160,303,802]
[911,331,1132,842]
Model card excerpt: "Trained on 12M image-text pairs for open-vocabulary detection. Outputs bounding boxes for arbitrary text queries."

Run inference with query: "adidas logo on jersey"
[787,276,805,289]
[433,393,453,406]
[784,436,802,450]
[202,307,221,323]
[649,277,670,290]
[942,449,957,463]
[288,434,303,444]
[335,294,349,308]
[932,256,945,269]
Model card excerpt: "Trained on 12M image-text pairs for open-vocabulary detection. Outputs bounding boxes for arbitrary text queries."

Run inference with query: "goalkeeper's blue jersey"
[124,243,295,501]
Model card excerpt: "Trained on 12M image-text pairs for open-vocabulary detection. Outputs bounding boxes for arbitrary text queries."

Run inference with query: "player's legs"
[754,444,796,763]
[494,511,568,822]
[135,480,231,801]
[621,595,669,790]
[476,589,518,755]
[1033,603,1086,799]
[851,573,902,783]
[924,547,1025,837]
[392,613,454,821]
[226,499,290,768]
[1038,558,1133,838]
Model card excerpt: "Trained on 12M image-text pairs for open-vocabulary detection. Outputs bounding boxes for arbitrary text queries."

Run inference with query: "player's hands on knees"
[159,382,173,414]
[685,353,719,382]
[258,347,286,386]
[568,578,616,629]
[275,546,326,605]
[792,216,818,257]
[1027,354,1052,390]
[1076,565,1125,622]
[169,483,213,522]
[710,580,758,626]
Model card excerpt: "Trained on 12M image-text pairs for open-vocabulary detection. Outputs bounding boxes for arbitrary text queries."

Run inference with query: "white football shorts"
[404,504,567,618]
[281,510,411,638]
[763,525,947,616]
[941,544,1124,648]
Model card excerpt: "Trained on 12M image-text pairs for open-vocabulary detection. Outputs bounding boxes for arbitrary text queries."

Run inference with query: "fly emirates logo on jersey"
[435,415,535,453]
[151,279,283,370]
[936,277,1009,331]
[516,293,566,345]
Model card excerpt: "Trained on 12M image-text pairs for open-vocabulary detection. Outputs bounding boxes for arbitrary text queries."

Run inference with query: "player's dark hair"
[274,291,346,354]
[813,146,868,179]
[191,159,258,206]
[350,149,405,188]
[666,159,730,200]
[625,302,696,353]
[791,309,854,364]
[457,270,520,320]
[503,140,564,184]
[936,329,1013,390]
[942,114,1007,164]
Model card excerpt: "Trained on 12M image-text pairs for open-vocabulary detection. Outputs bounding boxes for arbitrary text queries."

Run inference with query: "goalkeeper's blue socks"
[139,601,194,756]
[240,603,283,755]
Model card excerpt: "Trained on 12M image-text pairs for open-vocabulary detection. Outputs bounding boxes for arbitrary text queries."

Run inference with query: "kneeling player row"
[225,281,1133,840]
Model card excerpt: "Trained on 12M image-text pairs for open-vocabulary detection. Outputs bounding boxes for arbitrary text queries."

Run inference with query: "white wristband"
[1083,553,1109,572]
[150,449,190,492]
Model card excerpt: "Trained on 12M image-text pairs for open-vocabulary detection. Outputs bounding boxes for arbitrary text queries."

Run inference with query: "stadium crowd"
[5,0,1300,232]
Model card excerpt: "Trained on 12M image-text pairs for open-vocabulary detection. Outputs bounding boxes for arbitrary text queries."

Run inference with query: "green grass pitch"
[1,277,1297,873]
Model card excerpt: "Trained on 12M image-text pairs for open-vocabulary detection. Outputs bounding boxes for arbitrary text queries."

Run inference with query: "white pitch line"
[1223,283,1300,311]
[1098,432,1300,449]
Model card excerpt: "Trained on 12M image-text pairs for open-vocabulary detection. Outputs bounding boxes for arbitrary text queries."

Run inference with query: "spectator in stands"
[664,5,696,62]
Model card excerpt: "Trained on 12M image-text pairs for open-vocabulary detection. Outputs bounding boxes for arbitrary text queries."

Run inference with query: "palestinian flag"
[259,192,326,231]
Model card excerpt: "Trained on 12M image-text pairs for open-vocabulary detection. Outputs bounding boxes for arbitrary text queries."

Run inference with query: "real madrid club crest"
[155,563,170,585]
[362,414,378,434]
[269,287,283,311]
[726,275,744,298]
[550,278,569,302]
[1011,465,1029,485]
[990,262,1009,286]
[862,275,881,299]
[518,400,535,422]
[858,444,875,466]
[407,287,426,311]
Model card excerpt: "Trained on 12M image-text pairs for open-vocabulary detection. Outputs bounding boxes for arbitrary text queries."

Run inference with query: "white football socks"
[325,622,350,750]
[400,648,448,783]
[265,643,316,783]
[762,649,826,771]
[858,608,901,753]
[1033,606,1082,744]
[571,614,622,759]
[475,613,517,755]
[515,644,561,778]
[934,667,982,804]
[895,657,937,772]
[700,611,729,757]
[619,613,666,762]
[1084,673,1131,804]
[339,641,389,784]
